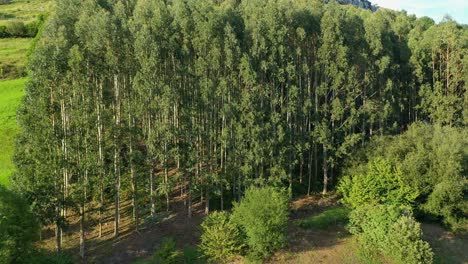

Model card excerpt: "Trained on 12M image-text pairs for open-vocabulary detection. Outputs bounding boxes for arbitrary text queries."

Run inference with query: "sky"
[372,0,468,24]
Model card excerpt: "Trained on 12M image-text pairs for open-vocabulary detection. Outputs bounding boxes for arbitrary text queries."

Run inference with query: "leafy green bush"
[199,211,244,262]
[152,238,181,264]
[296,207,349,229]
[423,178,468,232]
[342,123,467,231]
[231,187,289,259]
[0,185,39,264]
[348,205,433,264]
[338,158,418,209]
[387,216,433,264]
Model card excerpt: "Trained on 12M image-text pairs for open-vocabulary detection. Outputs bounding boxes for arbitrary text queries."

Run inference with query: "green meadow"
[0,37,31,79]
[0,0,51,25]
[0,78,25,185]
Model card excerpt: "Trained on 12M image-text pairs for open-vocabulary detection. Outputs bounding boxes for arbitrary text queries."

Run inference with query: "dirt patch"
[422,223,468,264]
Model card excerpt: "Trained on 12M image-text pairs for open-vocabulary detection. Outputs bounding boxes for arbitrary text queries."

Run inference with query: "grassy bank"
[0,78,26,185]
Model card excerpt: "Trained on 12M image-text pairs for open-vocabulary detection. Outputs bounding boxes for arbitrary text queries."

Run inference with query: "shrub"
[182,247,205,264]
[152,238,181,264]
[348,205,433,264]
[231,187,289,259]
[199,211,245,262]
[296,207,349,229]
[338,158,418,209]
[343,123,468,231]
[0,185,39,264]
[423,178,468,232]
[387,216,433,264]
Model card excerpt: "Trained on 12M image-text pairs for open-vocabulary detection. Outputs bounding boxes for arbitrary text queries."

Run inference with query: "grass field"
[0,78,25,185]
[0,0,45,184]
[0,0,51,25]
[0,37,31,79]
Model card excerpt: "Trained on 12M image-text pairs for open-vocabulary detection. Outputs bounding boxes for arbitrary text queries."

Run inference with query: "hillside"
[0,0,466,264]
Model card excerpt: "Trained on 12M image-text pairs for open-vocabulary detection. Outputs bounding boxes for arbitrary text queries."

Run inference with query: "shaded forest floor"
[37,185,468,264]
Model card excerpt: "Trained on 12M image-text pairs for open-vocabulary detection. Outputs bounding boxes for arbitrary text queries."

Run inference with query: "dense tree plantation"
[5,0,467,262]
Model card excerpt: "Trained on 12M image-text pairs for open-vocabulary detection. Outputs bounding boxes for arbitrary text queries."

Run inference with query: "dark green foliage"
[0,16,44,38]
[182,247,205,264]
[147,239,204,264]
[338,158,419,208]
[0,25,7,37]
[152,238,180,264]
[25,251,74,264]
[348,205,433,264]
[199,211,245,262]
[296,207,349,229]
[231,187,289,259]
[0,185,39,264]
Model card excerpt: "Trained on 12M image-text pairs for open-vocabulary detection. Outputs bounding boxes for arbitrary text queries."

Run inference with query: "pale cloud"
[371,0,468,24]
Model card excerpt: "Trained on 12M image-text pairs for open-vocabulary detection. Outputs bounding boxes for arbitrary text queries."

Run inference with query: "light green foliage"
[231,187,289,259]
[387,216,434,264]
[348,205,433,264]
[0,78,25,185]
[0,185,39,264]
[338,158,418,208]
[296,207,349,229]
[199,211,245,262]
[344,123,467,231]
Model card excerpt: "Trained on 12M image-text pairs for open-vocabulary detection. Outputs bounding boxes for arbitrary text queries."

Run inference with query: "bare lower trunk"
[150,166,155,218]
[55,209,61,252]
[132,167,138,232]
[99,185,103,238]
[205,188,210,215]
[307,149,312,196]
[322,144,328,195]
[79,201,85,259]
[220,185,224,211]
[187,188,192,219]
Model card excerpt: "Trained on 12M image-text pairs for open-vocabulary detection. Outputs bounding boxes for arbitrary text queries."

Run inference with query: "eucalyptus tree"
[74,0,112,238]
[418,18,467,126]
[13,0,81,251]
